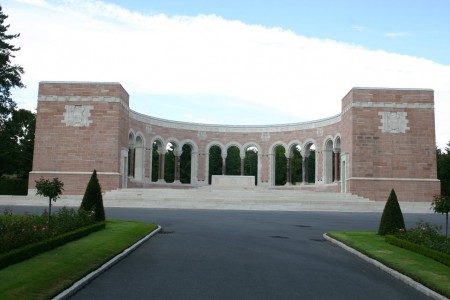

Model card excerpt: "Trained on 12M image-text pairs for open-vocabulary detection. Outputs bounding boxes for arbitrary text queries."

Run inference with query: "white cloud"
[384,32,409,38]
[5,0,450,148]
[352,25,365,31]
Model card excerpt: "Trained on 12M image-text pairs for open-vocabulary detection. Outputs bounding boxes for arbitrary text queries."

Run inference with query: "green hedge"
[0,178,28,195]
[385,235,450,267]
[0,221,106,269]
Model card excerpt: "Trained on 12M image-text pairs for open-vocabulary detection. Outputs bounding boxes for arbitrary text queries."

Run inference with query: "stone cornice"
[38,96,129,110]
[342,102,434,115]
[129,110,341,133]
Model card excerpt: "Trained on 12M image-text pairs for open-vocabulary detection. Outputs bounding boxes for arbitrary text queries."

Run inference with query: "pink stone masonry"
[29,83,440,201]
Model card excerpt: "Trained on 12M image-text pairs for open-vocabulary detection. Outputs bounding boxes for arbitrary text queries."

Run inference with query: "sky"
[3,0,450,148]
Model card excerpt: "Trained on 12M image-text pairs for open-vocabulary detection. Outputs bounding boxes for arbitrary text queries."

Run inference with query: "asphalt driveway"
[65,209,440,300]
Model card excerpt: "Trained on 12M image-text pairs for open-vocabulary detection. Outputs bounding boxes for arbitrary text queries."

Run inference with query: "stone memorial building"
[28,81,440,201]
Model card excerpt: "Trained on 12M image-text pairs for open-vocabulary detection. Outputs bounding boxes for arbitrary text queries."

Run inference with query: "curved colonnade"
[127,110,343,191]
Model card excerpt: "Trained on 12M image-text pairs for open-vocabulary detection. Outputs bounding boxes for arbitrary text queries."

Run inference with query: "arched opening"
[208,145,222,184]
[151,140,164,182]
[226,146,240,175]
[164,142,175,183]
[291,145,302,185]
[128,132,135,177]
[302,143,316,184]
[180,144,192,184]
[275,145,287,186]
[244,146,258,185]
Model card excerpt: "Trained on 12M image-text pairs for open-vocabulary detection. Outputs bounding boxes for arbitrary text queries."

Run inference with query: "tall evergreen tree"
[0,6,24,127]
[80,170,105,221]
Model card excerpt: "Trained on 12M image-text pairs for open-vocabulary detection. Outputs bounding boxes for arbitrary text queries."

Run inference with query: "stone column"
[174,149,181,183]
[240,153,245,175]
[222,155,227,175]
[158,150,165,182]
[285,155,292,185]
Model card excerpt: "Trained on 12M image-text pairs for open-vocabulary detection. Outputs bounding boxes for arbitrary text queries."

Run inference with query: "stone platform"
[0,187,434,213]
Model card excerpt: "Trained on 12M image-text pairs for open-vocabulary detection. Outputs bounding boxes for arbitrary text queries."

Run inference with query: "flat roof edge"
[352,87,434,92]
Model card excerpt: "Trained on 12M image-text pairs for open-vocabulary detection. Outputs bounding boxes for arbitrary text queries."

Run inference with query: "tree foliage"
[152,143,159,182]
[432,194,450,240]
[244,148,258,184]
[0,6,24,126]
[226,146,241,175]
[80,170,105,221]
[378,189,405,235]
[0,109,35,177]
[180,144,192,183]
[164,144,174,183]
[35,177,64,228]
[275,145,287,185]
[209,145,222,184]
[437,142,450,196]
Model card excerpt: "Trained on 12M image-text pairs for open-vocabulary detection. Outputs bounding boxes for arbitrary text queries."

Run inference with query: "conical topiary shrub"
[378,189,405,235]
[80,170,105,221]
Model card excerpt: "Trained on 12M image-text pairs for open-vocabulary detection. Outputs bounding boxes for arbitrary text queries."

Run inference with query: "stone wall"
[29,82,129,194]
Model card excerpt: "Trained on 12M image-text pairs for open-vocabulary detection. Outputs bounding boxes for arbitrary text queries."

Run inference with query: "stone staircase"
[102,187,390,212]
[0,187,432,213]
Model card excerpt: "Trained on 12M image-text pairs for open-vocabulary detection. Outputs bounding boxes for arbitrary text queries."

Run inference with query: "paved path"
[49,208,441,300]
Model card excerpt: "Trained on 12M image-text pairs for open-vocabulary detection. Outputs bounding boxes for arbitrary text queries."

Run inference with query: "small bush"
[378,189,405,235]
[0,178,28,195]
[394,220,450,255]
[386,220,450,266]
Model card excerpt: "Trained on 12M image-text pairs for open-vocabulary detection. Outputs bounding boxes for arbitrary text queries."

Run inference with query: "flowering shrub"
[395,220,450,255]
[0,207,95,254]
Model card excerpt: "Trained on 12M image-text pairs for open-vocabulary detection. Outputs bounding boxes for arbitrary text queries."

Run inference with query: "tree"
[378,189,405,235]
[152,143,159,182]
[80,170,105,221]
[275,145,286,185]
[180,144,192,183]
[307,149,316,183]
[291,147,302,184]
[437,142,450,196]
[164,144,175,182]
[431,195,450,241]
[0,109,35,177]
[35,177,64,228]
[226,146,240,175]
[0,6,25,127]
[209,145,222,184]
[244,148,258,185]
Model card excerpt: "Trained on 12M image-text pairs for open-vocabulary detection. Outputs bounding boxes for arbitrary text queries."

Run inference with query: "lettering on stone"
[378,111,409,133]
[261,132,270,142]
[146,125,152,133]
[197,131,207,140]
[62,105,93,127]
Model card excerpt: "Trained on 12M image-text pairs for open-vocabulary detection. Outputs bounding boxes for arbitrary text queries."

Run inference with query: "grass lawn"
[0,219,158,300]
[327,231,450,298]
